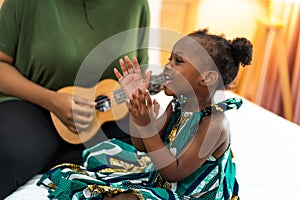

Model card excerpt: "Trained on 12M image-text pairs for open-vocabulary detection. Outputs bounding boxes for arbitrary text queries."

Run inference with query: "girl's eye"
[175,57,183,63]
[168,55,183,64]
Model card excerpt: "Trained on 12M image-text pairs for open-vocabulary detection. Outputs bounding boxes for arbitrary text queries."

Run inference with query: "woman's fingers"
[73,114,94,131]
[68,126,77,133]
[72,97,96,132]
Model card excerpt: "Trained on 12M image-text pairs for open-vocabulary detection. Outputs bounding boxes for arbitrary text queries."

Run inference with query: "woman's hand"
[114,56,152,99]
[50,92,96,133]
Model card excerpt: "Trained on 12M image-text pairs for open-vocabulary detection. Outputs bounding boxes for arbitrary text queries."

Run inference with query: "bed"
[5,91,300,199]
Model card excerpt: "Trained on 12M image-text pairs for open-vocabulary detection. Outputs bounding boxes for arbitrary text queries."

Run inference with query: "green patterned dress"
[37,98,242,200]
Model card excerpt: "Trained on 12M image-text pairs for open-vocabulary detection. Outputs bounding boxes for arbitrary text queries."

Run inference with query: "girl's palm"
[114,56,151,99]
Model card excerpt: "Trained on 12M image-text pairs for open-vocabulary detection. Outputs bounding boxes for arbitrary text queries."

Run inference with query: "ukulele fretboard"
[113,89,127,104]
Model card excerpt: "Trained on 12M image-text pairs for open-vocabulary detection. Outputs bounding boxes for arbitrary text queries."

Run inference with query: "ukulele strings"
[93,89,155,110]
[93,74,163,110]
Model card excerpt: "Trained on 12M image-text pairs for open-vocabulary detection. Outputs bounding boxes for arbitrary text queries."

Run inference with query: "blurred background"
[148,0,300,125]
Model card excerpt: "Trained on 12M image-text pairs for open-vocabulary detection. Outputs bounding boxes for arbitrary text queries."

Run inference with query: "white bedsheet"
[6,91,300,199]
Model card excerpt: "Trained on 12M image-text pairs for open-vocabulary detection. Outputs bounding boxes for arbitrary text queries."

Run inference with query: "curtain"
[235,1,300,125]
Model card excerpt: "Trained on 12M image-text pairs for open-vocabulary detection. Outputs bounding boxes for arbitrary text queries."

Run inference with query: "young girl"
[38,29,252,200]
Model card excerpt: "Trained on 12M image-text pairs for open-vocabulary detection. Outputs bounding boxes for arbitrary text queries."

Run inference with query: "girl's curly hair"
[188,28,253,89]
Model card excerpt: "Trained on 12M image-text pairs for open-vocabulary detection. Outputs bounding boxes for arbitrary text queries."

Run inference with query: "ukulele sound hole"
[95,95,111,112]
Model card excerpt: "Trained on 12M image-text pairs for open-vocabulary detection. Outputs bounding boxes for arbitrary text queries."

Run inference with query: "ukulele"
[51,75,163,144]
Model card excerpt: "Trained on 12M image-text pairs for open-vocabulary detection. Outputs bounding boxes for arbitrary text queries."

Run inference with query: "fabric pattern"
[37,98,242,199]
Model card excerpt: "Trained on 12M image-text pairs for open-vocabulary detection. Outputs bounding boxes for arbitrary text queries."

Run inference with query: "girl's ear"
[199,70,219,86]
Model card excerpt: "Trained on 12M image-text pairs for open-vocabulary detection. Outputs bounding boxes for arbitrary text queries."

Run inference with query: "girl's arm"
[129,88,229,182]
[130,102,173,151]
[143,114,229,182]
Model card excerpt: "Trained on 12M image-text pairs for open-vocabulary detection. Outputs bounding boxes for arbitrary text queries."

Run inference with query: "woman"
[0,0,150,198]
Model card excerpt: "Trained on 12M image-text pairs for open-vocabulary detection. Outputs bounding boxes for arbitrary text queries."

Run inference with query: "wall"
[196,0,268,40]
[146,0,269,72]
[147,0,163,73]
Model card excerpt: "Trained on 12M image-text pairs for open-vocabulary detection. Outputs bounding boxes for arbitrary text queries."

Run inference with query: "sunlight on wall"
[196,0,268,41]
[147,0,164,74]
[147,0,162,66]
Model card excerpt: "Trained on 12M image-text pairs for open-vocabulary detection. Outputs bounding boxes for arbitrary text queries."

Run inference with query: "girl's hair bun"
[231,38,253,67]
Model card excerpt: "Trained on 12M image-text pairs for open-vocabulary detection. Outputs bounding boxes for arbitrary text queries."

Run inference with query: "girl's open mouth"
[163,68,173,86]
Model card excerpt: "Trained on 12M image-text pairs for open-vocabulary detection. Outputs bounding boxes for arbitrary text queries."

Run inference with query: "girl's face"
[162,36,216,97]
